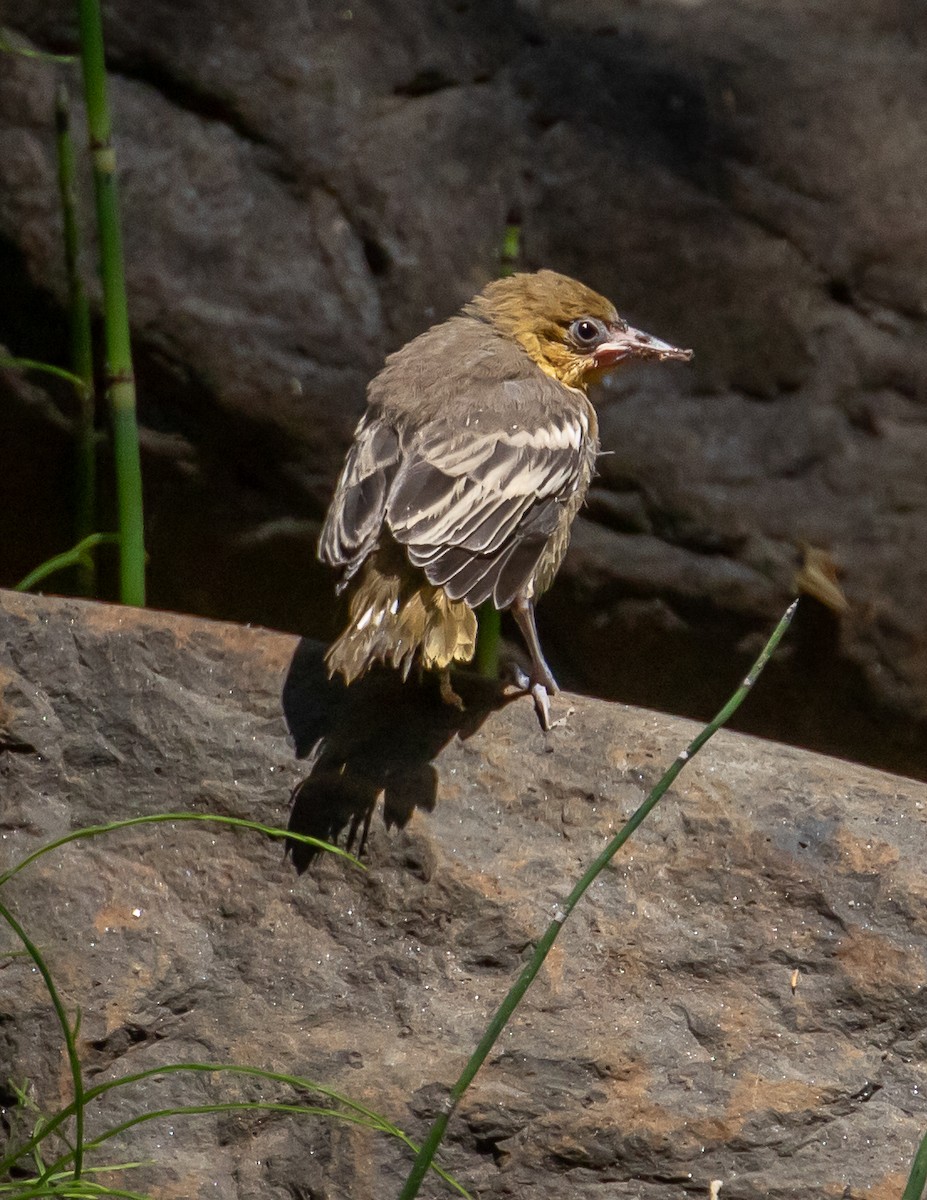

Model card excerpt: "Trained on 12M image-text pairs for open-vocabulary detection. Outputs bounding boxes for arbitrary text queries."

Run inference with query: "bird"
[318,269,692,729]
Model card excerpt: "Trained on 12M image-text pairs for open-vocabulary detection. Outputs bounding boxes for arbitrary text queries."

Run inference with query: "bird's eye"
[569,318,603,348]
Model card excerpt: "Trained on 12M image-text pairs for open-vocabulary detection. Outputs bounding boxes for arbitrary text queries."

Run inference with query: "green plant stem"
[473,603,501,678]
[55,80,97,597]
[0,28,76,62]
[77,0,145,606]
[0,812,360,889]
[6,1185,151,1200]
[398,599,799,1199]
[0,901,85,1182]
[0,356,86,392]
[13,533,118,594]
[903,1130,927,1200]
[499,222,520,278]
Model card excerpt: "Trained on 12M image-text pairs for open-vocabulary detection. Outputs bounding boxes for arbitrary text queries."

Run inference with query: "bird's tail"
[325,558,478,685]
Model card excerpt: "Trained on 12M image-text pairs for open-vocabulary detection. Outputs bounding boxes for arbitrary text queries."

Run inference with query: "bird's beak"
[594,324,693,370]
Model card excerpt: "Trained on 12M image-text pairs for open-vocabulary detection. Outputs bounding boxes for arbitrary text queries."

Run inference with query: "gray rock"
[1,589,926,1198]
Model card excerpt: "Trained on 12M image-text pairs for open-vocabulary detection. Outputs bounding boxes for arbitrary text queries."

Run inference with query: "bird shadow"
[281,639,511,870]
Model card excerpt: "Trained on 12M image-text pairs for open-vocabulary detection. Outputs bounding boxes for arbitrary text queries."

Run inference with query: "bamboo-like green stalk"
[76,0,145,606]
[398,600,799,1199]
[55,80,97,597]
[474,224,522,679]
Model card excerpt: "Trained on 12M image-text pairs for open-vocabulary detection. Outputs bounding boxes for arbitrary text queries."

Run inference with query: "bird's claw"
[531,682,553,731]
[511,666,560,731]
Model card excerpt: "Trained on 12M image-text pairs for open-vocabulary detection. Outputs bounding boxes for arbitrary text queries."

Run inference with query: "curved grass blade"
[14,534,119,593]
[902,1129,927,1200]
[12,1064,469,1199]
[0,356,88,393]
[0,29,76,62]
[0,902,86,1181]
[0,812,361,889]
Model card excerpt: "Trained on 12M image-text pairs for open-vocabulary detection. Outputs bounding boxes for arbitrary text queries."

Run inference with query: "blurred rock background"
[2,0,926,777]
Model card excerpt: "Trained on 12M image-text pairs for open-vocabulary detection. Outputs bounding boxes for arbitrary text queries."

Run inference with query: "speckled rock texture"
[1,588,926,1198]
[2,1,927,779]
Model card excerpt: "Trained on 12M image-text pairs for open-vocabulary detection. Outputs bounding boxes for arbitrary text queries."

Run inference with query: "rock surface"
[2,0,927,779]
[1,588,926,1199]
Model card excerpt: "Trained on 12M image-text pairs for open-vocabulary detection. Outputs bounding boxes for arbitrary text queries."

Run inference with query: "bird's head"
[465,269,692,390]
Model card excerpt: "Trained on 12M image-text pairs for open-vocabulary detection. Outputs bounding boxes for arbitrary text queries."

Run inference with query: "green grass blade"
[0,812,361,889]
[0,28,76,63]
[12,1064,469,1199]
[902,1129,927,1200]
[0,902,86,1181]
[0,356,87,392]
[13,533,119,593]
[5,1185,154,1200]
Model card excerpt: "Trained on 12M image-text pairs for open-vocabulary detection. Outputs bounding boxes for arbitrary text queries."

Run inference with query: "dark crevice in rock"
[472,1135,506,1166]
[393,69,458,98]
[0,735,37,754]
[109,54,274,151]
[84,1022,166,1075]
[361,235,391,278]
[647,513,749,558]
[828,278,855,306]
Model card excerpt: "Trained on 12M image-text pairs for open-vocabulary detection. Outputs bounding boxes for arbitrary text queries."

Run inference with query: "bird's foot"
[438,667,466,712]
[509,596,564,730]
[511,666,562,731]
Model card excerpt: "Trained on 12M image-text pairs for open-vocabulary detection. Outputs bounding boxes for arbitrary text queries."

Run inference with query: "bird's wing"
[318,409,400,586]
[386,388,592,609]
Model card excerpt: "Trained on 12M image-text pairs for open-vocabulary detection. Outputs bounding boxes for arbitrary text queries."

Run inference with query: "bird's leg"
[511,595,559,731]
[438,666,466,712]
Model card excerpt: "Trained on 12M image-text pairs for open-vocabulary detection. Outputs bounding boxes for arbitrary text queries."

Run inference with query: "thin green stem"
[0,29,76,63]
[0,812,360,889]
[0,902,85,1181]
[13,533,118,594]
[0,356,87,392]
[903,1129,927,1200]
[398,599,799,1199]
[499,223,520,277]
[77,0,145,606]
[55,80,97,597]
[6,1186,152,1200]
[473,603,501,679]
